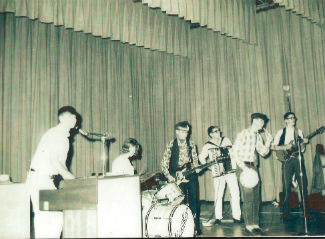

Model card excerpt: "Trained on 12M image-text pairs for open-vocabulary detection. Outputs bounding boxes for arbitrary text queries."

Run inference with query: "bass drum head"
[145,204,194,237]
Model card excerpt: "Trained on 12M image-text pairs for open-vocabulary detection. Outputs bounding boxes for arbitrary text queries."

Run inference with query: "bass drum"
[144,203,194,238]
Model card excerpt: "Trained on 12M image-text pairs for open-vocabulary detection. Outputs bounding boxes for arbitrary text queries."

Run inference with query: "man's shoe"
[253,227,269,234]
[245,227,254,234]
[214,219,221,225]
[233,218,244,224]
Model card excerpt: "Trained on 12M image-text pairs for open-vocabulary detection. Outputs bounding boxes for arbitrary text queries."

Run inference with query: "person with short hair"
[272,112,309,220]
[161,121,201,235]
[27,106,79,238]
[112,138,140,175]
[231,113,273,234]
[199,126,242,225]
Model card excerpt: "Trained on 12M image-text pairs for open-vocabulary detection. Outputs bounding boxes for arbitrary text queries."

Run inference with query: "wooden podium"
[39,175,142,238]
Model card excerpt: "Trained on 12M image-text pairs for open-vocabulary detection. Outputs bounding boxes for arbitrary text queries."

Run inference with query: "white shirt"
[273,127,304,145]
[112,154,135,175]
[29,124,74,179]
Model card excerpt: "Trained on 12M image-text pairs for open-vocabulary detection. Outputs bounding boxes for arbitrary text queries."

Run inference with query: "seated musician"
[199,126,242,225]
[160,121,202,235]
[112,138,140,175]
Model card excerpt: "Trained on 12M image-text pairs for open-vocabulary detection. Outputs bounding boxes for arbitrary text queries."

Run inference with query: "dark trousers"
[282,156,308,214]
[237,165,260,226]
[179,174,200,231]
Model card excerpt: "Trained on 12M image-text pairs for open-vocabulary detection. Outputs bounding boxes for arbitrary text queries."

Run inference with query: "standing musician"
[272,112,310,220]
[161,121,202,235]
[26,106,79,238]
[199,126,242,225]
[231,113,273,234]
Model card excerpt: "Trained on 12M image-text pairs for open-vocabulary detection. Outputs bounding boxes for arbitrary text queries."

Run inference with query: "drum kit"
[140,173,195,238]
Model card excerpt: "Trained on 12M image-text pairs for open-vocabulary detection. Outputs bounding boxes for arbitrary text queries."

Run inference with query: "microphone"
[79,129,89,136]
[79,129,112,139]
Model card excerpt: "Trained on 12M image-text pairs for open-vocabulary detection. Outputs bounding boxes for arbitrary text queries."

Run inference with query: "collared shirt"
[161,139,199,179]
[29,124,74,179]
[230,127,270,168]
[112,154,135,175]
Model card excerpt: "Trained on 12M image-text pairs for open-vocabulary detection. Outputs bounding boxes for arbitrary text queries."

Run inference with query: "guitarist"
[160,121,201,235]
[273,112,310,220]
[199,126,242,225]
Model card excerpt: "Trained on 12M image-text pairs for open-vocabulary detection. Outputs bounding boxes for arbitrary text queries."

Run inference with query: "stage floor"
[198,201,325,237]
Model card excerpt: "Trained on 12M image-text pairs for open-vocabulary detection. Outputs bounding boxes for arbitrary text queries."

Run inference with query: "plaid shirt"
[230,127,270,169]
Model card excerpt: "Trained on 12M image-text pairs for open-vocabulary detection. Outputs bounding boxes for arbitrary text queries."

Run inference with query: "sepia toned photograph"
[0,0,324,238]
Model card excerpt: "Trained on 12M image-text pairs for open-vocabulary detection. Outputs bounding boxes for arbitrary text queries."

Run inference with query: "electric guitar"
[275,126,325,162]
[175,154,231,184]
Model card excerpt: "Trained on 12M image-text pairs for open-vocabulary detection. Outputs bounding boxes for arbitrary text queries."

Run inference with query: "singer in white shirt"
[26,106,78,238]
[112,138,140,175]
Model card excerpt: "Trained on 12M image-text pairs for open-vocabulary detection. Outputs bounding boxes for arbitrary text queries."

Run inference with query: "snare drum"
[155,183,184,205]
[144,203,194,237]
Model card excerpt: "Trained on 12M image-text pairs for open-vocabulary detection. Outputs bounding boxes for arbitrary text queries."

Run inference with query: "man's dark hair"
[251,112,269,123]
[207,126,220,138]
[174,121,191,130]
[121,138,140,154]
[58,106,77,117]
[283,112,296,120]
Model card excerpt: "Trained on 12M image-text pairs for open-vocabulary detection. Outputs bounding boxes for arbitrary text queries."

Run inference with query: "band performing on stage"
[24,106,324,238]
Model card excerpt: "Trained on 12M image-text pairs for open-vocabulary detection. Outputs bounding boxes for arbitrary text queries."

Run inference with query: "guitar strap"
[294,126,299,144]
[278,128,286,146]
[206,137,224,147]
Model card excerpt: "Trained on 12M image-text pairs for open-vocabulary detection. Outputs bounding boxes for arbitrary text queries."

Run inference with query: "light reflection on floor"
[198,201,325,237]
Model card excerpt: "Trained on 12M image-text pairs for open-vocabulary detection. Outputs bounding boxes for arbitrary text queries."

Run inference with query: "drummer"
[160,121,202,235]
[199,126,242,225]
[112,138,140,175]
[230,113,273,234]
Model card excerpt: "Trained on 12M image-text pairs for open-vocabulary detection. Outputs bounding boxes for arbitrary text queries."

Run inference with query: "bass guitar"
[175,154,232,184]
[275,126,325,162]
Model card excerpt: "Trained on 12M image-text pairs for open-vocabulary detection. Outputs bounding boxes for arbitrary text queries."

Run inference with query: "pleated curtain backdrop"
[0,6,325,201]
[0,0,190,56]
[141,0,257,44]
[274,0,325,26]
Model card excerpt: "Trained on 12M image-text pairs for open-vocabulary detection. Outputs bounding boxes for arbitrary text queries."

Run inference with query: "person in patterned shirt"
[230,113,273,234]
[161,121,201,235]
[199,126,242,225]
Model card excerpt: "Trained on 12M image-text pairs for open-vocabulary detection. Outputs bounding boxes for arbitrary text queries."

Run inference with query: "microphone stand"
[100,135,109,177]
[80,130,111,178]
[297,137,308,234]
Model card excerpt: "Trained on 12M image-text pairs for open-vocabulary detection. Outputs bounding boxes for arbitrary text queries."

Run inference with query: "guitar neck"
[182,155,228,177]
[307,131,319,140]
